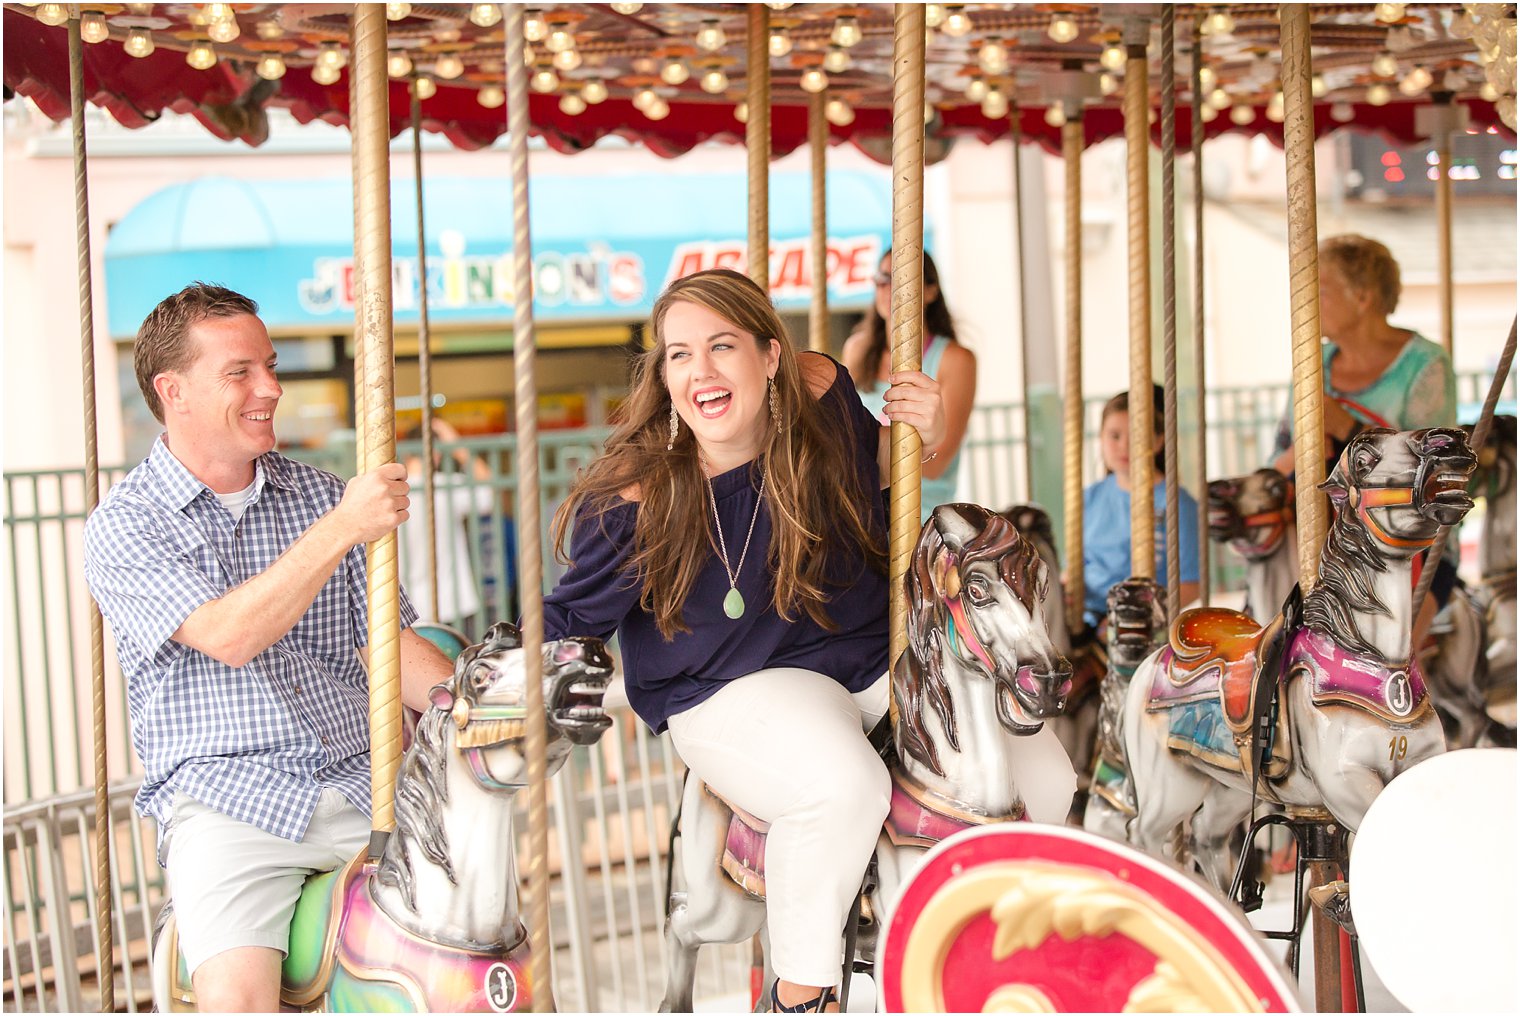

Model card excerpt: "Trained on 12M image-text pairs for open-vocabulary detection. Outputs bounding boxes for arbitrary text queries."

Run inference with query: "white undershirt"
[214,480,258,526]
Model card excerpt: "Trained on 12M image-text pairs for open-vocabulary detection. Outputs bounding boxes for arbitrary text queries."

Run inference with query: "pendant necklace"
[702,461,767,620]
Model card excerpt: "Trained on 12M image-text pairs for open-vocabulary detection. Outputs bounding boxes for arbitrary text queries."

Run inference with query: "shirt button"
[293,686,302,695]
[321,736,330,746]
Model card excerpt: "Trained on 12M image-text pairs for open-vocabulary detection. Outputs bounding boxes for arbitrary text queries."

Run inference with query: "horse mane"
[1301,500,1393,660]
[897,508,1043,777]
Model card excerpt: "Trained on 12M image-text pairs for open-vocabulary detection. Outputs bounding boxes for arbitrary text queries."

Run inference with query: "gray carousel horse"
[1121,428,1475,893]
[1081,577,1168,844]
[658,504,1075,1012]
[153,622,615,1013]
[1467,414,1517,740]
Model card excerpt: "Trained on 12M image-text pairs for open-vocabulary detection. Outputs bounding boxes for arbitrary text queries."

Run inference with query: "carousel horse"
[1121,428,1475,893]
[1468,414,1517,741]
[658,504,1075,1012]
[1081,578,1168,844]
[152,622,616,1013]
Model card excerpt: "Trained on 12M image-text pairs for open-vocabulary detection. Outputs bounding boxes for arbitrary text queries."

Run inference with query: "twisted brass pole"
[1125,24,1155,579]
[1191,30,1210,607]
[1280,4,1327,589]
[1435,98,1454,356]
[69,16,115,1011]
[888,3,927,730]
[352,6,401,841]
[808,90,829,353]
[350,18,367,470]
[1012,103,1036,499]
[1061,112,1085,634]
[747,5,770,290]
[412,84,439,622]
[504,8,553,1010]
[1161,6,1181,620]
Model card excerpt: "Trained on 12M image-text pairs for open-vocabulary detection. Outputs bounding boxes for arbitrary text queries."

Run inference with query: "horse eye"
[966,578,991,603]
[469,662,493,692]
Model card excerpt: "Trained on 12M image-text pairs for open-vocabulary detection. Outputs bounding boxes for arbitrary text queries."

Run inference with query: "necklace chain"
[703,463,766,593]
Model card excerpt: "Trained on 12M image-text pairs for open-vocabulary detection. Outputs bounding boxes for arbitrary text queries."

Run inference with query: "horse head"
[999,503,1071,654]
[901,504,1072,772]
[1320,427,1476,556]
[1104,577,1167,674]
[1207,469,1294,561]
[1466,414,1516,505]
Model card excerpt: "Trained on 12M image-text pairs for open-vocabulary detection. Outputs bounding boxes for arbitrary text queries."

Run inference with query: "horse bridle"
[1235,505,1293,556]
[1344,482,1435,550]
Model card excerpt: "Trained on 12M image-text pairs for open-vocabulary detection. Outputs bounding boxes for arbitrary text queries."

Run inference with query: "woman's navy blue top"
[543,357,889,733]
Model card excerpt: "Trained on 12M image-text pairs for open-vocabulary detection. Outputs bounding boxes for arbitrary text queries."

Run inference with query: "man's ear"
[153,372,183,416]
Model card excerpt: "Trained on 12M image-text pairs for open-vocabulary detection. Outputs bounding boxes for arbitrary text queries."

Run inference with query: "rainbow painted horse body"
[152,623,615,1013]
[658,504,1076,1011]
[1122,428,1476,892]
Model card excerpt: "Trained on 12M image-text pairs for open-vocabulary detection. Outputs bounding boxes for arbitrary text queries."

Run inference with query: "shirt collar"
[145,436,296,511]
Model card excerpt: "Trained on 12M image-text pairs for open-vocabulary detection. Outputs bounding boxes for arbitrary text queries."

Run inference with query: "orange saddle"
[1161,607,1269,733]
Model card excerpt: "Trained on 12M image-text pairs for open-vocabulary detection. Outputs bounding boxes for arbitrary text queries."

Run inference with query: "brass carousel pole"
[1280,6,1339,1011]
[350,18,367,471]
[1191,29,1210,607]
[1125,17,1155,580]
[1161,6,1181,620]
[503,7,553,1010]
[888,2,927,728]
[1061,105,1085,635]
[809,90,829,353]
[68,14,115,1010]
[1434,95,1455,356]
[748,4,770,289]
[1012,101,1036,499]
[351,6,402,846]
[411,83,440,622]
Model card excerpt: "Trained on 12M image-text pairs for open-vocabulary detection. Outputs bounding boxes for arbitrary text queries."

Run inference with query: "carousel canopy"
[3,3,1515,158]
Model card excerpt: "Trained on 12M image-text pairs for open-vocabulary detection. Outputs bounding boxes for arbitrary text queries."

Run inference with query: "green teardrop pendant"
[723,586,746,620]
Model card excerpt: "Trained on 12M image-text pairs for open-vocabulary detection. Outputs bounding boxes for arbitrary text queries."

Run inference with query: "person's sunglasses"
[872,272,892,286]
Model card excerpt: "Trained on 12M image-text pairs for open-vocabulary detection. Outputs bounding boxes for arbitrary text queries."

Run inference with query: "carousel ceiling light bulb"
[734,100,748,123]
[825,97,854,125]
[1371,50,1399,77]
[524,9,548,43]
[1265,92,1285,121]
[696,19,726,52]
[632,86,658,110]
[1330,101,1354,122]
[1200,102,1219,122]
[388,51,413,77]
[414,75,437,99]
[981,86,1008,119]
[317,42,345,70]
[978,37,1009,74]
[1311,73,1328,97]
[700,67,728,93]
[1207,86,1232,109]
[208,17,239,44]
[823,46,850,74]
[545,25,575,54]
[36,4,67,27]
[831,15,862,49]
[125,28,155,58]
[645,98,670,121]
[611,2,643,14]
[530,66,559,93]
[203,3,233,23]
[766,1,792,9]
[769,27,792,58]
[186,41,217,70]
[925,4,946,30]
[559,91,587,115]
[386,2,412,21]
[1229,104,1255,124]
[1044,105,1067,127]
[435,52,464,79]
[1100,43,1126,72]
[476,85,505,108]
[255,19,283,40]
[1047,11,1080,45]
[1198,64,1217,91]
[126,3,154,14]
[1399,64,1432,94]
[552,48,581,72]
[1099,72,1119,96]
[311,62,340,86]
[80,11,110,44]
[1374,2,1406,23]
[469,4,501,28]
[800,67,829,94]
[660,57,689,85]
[942,6,972,38]
[1385,25,1415,52]
[965,76,988,102]
[255,52,286,80]
[924,98,936,124]
[1204,8,1235,37]
[1443,68,1467,92]
[582,77,608,104]
[1366,81,1393,105]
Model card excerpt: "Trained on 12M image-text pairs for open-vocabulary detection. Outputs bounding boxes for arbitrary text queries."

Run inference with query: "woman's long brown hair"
[551,268,886,640]
[845,250,959,390]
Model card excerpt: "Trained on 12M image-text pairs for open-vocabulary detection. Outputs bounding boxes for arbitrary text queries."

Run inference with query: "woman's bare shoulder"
[798,351,840,399]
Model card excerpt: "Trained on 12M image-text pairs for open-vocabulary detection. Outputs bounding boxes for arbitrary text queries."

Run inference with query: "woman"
[1271,234,1457,639]
[543,268,945,1013]
[843,251,976,520]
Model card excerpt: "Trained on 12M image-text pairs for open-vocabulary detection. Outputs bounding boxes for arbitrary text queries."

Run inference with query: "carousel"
[2,2,1517,1013]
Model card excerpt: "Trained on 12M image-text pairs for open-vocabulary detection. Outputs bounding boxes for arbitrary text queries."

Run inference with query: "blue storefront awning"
[103,170,910,338]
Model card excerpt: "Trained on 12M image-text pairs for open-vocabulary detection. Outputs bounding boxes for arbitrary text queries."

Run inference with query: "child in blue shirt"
[1082,386,1200,627]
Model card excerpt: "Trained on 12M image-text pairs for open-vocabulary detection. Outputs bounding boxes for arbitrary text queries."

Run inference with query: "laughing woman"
[543,268,944,1013]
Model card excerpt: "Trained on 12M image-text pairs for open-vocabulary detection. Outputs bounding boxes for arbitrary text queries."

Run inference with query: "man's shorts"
[163,788,369,977]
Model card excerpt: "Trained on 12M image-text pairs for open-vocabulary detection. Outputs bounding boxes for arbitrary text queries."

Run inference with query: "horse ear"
[932,503,980,553]
[429,683,455,712]
[929,547,961,601]
[1319,459,1350,503]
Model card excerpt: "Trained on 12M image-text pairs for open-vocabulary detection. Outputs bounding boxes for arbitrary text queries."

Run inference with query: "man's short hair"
[135,283,259,423]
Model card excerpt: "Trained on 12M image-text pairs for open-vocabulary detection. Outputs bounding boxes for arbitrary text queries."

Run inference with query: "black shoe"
[769,980,838,1013]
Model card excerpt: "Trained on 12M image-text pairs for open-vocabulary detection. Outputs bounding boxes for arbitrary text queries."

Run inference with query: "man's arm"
[172,464,411,668]
[359,628,456,713]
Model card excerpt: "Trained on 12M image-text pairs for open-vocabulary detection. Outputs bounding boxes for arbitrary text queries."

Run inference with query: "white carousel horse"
[658,504,1076,1012]
[152,622,615,1013]
[1468,414,1517,740]
[1121,428,1476,893]
[1081,577,1168,844]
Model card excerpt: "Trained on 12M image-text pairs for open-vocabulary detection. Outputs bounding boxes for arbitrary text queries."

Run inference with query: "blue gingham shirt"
[84,438,417,852]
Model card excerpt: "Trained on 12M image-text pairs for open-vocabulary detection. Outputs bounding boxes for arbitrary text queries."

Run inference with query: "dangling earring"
[667,403,679,451]
[768,376,780,428]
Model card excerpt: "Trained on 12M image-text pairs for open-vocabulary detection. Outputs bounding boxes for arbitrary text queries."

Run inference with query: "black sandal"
[769,980,838,1013]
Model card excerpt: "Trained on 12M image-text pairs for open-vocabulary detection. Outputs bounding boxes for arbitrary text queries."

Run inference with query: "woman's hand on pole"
[883,369,947,452]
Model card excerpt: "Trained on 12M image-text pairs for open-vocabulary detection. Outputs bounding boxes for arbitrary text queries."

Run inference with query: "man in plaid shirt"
[84,283,455,1011]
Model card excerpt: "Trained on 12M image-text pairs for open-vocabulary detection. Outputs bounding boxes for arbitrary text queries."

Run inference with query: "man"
[84,283,455,1011]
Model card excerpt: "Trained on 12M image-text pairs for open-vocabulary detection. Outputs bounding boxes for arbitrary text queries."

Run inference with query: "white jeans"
[667,668,891,987]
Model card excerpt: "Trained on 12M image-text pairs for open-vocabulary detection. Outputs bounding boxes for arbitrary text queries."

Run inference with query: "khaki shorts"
[163,788,369,976]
